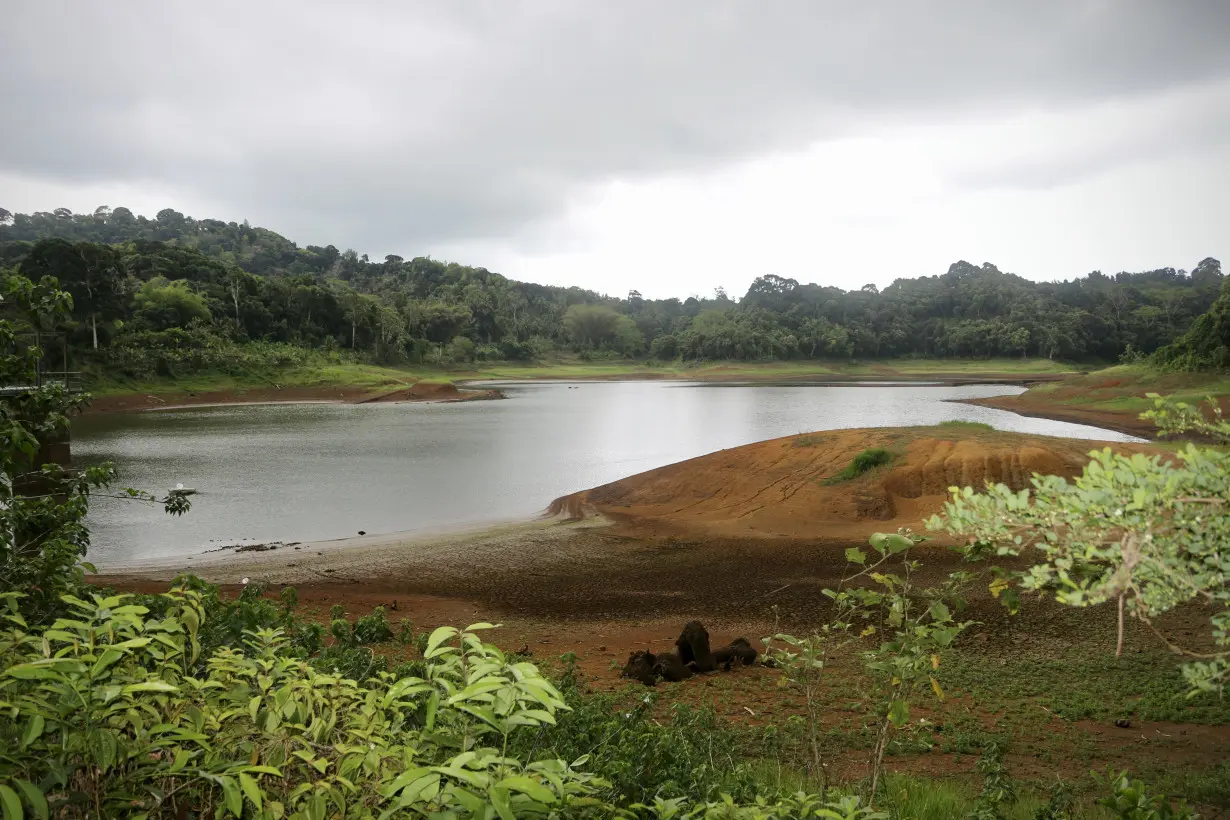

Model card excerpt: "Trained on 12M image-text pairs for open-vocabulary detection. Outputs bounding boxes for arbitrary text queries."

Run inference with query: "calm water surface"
[73,381,1142,566]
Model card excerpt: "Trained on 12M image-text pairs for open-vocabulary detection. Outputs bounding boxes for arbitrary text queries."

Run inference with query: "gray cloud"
[4,0,1230,252]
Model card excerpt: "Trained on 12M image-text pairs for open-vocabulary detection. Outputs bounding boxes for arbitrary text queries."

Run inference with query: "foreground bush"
[0,588,606,818]
[0,588,893,819]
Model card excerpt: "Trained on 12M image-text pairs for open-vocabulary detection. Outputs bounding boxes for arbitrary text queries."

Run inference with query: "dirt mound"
[549,427,1162,540]
[360,381,505,404]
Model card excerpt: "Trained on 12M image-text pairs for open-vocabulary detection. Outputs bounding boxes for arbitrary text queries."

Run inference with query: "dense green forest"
[0,205,1224,378]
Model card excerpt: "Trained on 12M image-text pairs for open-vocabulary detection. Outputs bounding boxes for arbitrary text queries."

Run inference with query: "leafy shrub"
[106,324,347,380]
[0,589,607,818]
[824,448,894,484]
[513,684,761,807]
[353,606,393,645]
[1094,769,1197,819]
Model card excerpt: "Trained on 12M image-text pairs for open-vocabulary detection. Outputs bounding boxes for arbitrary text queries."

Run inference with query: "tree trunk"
[91,314,98,350]
[351,320,356,349]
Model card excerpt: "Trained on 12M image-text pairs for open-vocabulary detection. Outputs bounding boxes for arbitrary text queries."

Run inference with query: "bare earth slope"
[550,427,1162,539]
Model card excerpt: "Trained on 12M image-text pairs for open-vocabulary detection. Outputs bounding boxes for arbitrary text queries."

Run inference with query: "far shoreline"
[83,367,1070,415]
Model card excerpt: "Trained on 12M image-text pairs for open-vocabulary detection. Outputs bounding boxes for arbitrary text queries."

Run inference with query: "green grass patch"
[936,420,995,431]
[938,644,1230,725]
[85,362,419,397]
[823,447,895,484]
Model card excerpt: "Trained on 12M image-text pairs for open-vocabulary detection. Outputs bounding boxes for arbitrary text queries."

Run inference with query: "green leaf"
[20,714,44,749]
[928,602,950,623]
[424,626,457,659]
[91,649,125,679]
[86,729,117,772]
[122,680,178,694]
[0,785,22,820]
[220,776,243,817]
[464,622,498,632]
[884,533,913,554]
[488,787,515,820]
[887,699,910,728]
[13,782,46,820]
[844,547,867,566]
[239,773,263,812]
[499,775,555,804]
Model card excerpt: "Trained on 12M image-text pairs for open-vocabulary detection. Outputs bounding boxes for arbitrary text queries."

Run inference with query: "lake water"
[73,381,1142,566]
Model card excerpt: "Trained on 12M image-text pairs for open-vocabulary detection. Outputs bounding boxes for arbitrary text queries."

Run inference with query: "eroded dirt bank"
[87,380,503,413]
[549,426,1161,540]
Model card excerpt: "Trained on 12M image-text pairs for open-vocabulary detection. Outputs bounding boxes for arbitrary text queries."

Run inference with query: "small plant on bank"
[767,529,972,806]
[838,531,973,802]
[353,605,394,644]
[1095,769,1197,819]
[937,420,995,432]
[823,448,895,485]
[965,741,1017,819]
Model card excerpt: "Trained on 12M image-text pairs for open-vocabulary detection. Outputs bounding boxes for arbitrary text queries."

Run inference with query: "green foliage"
[2,209,1225,377]
[932,403,1230,694]
[0,274,188,624]
[353,606,394,645]
[768,530,971,805]
[966,742,1017,820]
[824,448,894,484]
[1094,770,1197,819]
[937,420,995,431]
[1153,271,1230,371]
[510,662,762,806]
[131,276,213,329]
[0,590,607,818]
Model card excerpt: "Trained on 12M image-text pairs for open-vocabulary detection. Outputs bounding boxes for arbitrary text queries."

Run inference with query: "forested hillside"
[0,205,1223,378]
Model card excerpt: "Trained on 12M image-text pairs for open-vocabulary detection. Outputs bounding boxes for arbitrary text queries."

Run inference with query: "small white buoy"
[241,577,250,585]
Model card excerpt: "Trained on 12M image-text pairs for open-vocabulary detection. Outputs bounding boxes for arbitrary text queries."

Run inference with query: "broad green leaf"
[12,782,45,820]
[91,648,124,679]
[499,775,555,804]
[239,773,263,812]
[887,699,909,728]
[0,785,21,820]
[20,715,44,749]
[424,626,457,659]
[488,787,515,820]
[464,622,499,632]
[220,776,243,817]
[844,547,867,566]
[122,680,178,694]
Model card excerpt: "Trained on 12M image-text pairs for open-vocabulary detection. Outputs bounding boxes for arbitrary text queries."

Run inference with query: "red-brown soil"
[358,381,504,404]
[549,427,1162,540]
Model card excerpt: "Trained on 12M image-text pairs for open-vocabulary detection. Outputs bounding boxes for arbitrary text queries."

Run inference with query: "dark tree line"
[0,205,1223,374]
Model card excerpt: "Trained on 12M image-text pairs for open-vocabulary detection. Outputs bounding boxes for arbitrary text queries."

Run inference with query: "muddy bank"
[959,394,1158,438]
[356,381,505,404]
[548,426,1162,541]
[87,381,503,414]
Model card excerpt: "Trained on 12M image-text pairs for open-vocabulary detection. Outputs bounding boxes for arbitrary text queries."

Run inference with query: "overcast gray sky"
[3,1,1228,298]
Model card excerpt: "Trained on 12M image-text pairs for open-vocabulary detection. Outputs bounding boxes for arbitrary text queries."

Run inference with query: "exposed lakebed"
[74,380,1142,566]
